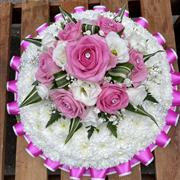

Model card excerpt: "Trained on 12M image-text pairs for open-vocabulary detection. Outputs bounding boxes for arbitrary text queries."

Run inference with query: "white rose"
[71,80,101,106]
[83,107,102,127]
[127,33,147,53]
[127,86,147,106]
[52,41,67,69]
[36,84,49,99]
[105,31,129,63]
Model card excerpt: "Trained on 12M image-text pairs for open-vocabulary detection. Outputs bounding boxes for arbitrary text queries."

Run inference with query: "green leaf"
[24,38,42,47]
[20,86,42,108]
[114,4,127,23]
[107,122,117,138]
[144,50,164,62]
[125,103,159,127]
[46,110,61,128]
[86,126,99,139]
[144,93,158,103]
[107,63,134,83]
[59,6,77,23]
[16,115,21,121]
[32,80,39,86]
[65,118,82,144]
[82,24,100,35]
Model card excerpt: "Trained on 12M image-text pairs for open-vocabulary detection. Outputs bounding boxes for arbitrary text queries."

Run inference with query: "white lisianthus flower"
[36,84,49,99]
[52,41,67,69]
[127,33,147,53]
[83,107,102,127]
[105,31,129,63]
[127,86,147,106]
[71,80,101,106]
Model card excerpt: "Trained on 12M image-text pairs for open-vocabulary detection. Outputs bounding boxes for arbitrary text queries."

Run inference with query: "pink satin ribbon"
[70,167,86,179]
[90,168,107,180]
[44,158,61,172]
[166,48,178,64]
[10,56,21,72]
[171,72,180,86]
[7,80,17,93]
[172,90,180,106]
[166,109,179,126]
[7,101,20,115]
[135,17,149,29]
[155,131,171,148]
[153,32,166,46]
[115,161,131,176]
[93,5,106,12]
[26,142,43,157]
[13,122,25,136]
[54,13,63,22]
[21,34,32,51]
[134,147,154,166]
[74,6,85,13]
[36,23,48,35]
[116,8,129,17]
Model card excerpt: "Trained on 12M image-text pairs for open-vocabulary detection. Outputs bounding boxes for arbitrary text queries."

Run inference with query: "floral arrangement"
[7,5,180,179]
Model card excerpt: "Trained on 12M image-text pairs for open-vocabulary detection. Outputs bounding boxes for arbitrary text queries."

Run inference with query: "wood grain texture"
[108,165,142,180]
[0,3,12,180]
[140,0,180,180]
[100,0,128,11]
[15,1,49,180]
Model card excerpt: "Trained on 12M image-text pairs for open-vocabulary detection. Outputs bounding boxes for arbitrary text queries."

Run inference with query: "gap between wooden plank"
[15,1,49,180]
[0,3,12,180]
[140,0,180,180]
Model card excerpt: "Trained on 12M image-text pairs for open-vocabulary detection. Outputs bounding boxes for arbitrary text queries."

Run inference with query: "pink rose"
[58,21,82,41]
[97,83,129,114]
[35,48,60,86]
[50,89,85,119]
[66,35,116,82]
[97,16,124,35]
[129,49,148,87]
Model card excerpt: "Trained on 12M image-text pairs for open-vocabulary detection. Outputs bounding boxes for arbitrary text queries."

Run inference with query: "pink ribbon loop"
[20,34,32,51]
[166,109,179,126]
[134,147,154,166]
[26,142,43,157]
[155,131,171,148]
[135,17,149,29]
[36,23,48,35]
[166,48,178,64]
[7,101,20,115]
[10,56,21,72]
[172,90,180,106]
[7,80,17,93]
[70,167,86,179]
[171,72,180,86]
[153,32,166,46]
[44,158,61,172]
[13,122,25,136]
[116,8,129,17]
[90,168,107,180]
[74,6,85,13]
[54,13,63,22]
[93,5,106,12]
[115,161,131,176]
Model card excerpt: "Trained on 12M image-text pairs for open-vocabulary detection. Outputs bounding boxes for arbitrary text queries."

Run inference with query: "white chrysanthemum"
[71,80,101,106]
[36,84,49,99]
[105,31,129,63]
[83,107,102,127]
[127,86,147,106]
[52,41,67,69]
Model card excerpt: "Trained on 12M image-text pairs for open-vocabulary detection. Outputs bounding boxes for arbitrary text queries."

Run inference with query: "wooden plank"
[140,0,180,180]
[0,3,12,180]
[60,0,88,12]
[100,0,128,11]
[15,1,49,180]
